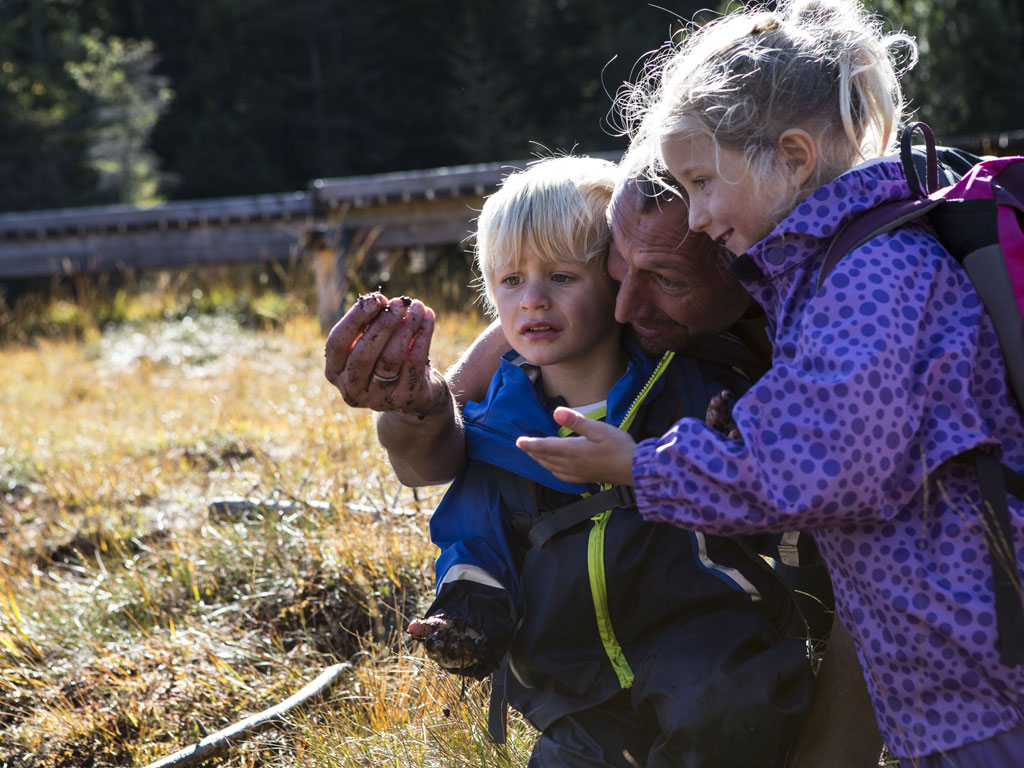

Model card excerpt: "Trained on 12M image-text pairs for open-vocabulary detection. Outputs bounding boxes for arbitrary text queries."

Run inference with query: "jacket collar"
[731,157,911,313]
[462,330,657,492]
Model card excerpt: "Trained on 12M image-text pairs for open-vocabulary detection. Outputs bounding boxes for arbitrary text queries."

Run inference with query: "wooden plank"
[0,192,312,237]
[0,208,481,279]
[311,150,622,209]
[0,223,301,278]
[940,129,1024,157]
[311,161,517,208]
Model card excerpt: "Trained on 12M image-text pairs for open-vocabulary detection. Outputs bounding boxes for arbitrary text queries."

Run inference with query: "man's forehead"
[610,188,697,267]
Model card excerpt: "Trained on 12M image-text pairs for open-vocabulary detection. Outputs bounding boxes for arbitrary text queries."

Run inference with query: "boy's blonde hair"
[619,0,917,203]
[475,155,619,315]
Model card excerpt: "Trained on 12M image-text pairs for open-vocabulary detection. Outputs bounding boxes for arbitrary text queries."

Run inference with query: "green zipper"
[588,506,631,686]
[558,350,675,690]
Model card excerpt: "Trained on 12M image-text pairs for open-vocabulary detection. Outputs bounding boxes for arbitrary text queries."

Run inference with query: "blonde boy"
[408,155,811,768]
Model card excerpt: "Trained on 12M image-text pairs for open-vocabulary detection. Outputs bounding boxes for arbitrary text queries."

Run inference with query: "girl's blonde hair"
[619,0,917,194]
[475,155,619,315]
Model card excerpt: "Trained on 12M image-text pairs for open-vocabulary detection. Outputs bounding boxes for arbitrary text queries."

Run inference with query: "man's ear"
[777,129,818,188]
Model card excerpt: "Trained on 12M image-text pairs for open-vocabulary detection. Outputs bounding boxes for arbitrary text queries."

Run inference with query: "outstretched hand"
[516,407,636,486]
[324,292,449,417]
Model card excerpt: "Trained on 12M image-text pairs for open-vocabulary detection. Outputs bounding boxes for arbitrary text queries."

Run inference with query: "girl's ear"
[777,129,818,188]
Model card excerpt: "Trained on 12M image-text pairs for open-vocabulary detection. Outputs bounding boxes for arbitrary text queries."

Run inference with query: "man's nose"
[614,272,643,323]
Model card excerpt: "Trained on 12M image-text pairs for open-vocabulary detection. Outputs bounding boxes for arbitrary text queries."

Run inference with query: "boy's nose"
[520,284,550,310]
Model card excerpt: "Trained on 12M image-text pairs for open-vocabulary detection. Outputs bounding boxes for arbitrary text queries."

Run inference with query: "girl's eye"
[501,274,522,286]
[693,177,708,192]
[551,273,575,284]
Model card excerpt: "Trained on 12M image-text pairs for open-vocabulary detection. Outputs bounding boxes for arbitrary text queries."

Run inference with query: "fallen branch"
[143,662,352,768]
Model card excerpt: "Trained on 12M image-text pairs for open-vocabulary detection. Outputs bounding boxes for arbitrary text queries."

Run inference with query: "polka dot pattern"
[633,159,1024,759]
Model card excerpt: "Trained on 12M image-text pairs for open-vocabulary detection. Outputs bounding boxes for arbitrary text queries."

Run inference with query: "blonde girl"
[518,2,1024,766]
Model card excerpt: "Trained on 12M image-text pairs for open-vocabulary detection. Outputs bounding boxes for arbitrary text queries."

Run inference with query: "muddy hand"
[408,615,491,672]
[705,389,740,440]
[324,292,448,416]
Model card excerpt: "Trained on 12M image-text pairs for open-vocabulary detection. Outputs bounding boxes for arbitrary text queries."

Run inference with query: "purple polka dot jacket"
[632,158,1024,759]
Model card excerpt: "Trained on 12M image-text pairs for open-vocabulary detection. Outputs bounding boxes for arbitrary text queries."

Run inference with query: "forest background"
[0,1,1022,766]
[1,0,1022,213]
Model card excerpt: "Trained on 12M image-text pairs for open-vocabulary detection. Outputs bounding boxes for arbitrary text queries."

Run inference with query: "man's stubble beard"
[631,322,704,357]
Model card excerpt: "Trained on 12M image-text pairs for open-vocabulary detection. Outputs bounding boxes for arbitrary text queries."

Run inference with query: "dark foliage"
[0,1,1021,209]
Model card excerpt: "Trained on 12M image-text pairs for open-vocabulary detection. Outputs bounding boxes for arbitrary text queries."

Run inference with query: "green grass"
[0,270,535,766]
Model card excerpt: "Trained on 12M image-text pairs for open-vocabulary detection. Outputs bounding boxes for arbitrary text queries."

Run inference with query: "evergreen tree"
[66,32,173,204]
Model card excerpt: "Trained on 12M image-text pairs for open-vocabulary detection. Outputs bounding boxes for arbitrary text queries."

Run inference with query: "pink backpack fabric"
[954,157,1024,322]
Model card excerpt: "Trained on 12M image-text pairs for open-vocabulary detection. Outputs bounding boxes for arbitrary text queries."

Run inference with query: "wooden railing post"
[307,224,350,333]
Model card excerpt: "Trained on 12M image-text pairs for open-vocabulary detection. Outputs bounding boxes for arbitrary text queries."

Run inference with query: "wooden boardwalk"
[0,130,1017,326]
[0,159,550,326]
[0,161,526,280]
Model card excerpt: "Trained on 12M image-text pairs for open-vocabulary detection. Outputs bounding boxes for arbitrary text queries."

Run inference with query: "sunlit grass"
[0,270,526,766]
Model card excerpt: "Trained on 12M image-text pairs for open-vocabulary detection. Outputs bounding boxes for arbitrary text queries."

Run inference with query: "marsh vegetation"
[0,270,533,766]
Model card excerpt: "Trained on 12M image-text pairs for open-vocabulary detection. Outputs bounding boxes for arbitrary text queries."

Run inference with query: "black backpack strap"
[816,122,979,295]
[972,450,1024,666]
[731,534,810,646]
[528,485,637,549]
[486,657,509,743]
[901,121,939,197]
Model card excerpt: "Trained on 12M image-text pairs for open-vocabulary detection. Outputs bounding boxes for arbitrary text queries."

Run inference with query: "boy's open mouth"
[521,323,559,335]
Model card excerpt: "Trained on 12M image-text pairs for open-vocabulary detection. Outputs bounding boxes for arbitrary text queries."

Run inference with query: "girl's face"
[493,247,620,373]
[662,134,792,257]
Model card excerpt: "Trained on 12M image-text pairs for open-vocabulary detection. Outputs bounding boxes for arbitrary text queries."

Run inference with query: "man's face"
[607,185,751,355]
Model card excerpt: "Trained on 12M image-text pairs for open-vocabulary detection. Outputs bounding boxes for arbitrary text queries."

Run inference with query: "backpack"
[817,122,1024,667]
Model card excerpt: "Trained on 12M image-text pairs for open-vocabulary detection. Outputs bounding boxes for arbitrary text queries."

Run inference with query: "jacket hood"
[737,157,911,315]
[463,331,660,493]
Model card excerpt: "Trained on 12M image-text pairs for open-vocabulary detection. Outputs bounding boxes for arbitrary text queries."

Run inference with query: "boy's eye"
[551,273,575,284]
[693,177,708,191]
[501,274,522,286]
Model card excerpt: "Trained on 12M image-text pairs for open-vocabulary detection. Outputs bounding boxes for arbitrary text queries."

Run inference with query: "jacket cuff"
[424,581,516,679]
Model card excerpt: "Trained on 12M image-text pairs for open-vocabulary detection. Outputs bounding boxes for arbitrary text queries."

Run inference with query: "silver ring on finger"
[372,370,400,386]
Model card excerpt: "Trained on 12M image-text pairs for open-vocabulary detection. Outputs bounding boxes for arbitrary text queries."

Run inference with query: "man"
[324,175,760,479]
[324,171,882,768]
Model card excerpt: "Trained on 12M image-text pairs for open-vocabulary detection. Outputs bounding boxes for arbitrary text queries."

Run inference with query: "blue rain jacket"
[427,334,814,742]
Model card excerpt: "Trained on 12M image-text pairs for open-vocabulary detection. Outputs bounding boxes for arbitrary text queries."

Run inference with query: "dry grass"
[0,272,536,767]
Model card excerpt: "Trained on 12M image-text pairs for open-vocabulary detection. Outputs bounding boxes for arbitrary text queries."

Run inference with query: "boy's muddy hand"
[705,389,740,440]
[407,614,489,672]
[324,292,449,416]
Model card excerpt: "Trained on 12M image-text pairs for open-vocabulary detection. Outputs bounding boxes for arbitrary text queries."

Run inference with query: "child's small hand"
[705,389,741,440]
[407,614,490,673]
[517,407,636,486]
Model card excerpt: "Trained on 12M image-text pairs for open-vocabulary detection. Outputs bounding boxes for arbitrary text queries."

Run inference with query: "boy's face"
[493,247,620,372]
